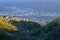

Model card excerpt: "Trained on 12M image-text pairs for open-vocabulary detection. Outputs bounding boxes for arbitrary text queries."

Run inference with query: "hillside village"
[4,16,48,26]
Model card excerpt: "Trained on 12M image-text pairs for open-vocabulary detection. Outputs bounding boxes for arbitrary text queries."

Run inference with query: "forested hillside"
[0,16,60,40]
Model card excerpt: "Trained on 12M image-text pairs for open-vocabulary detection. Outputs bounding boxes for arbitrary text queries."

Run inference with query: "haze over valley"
[0,0,60,22]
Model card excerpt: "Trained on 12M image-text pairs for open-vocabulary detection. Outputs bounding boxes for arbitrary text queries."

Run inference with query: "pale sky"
[0,0,60,3]
[0,0,57,2]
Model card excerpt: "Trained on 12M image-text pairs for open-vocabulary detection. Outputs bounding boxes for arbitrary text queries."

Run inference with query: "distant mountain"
[0,0,60,13]
[0,0,60,22]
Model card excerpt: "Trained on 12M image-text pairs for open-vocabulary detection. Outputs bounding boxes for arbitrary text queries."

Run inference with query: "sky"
[0,0,43,4]
[0,0,60,4]
[0,0,57,2]
[0,0,60,2]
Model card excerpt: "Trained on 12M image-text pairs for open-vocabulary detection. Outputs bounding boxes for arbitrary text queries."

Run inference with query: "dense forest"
[0,16,60,40]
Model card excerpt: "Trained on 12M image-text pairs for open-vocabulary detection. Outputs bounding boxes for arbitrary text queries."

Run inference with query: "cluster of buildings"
[5,16,31,22]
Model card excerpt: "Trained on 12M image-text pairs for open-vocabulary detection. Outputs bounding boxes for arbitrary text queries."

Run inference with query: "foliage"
[39,17,60,40]
[11,20,41,36]
[0,16,18,31]
[0,16,18,40]
[0,16,60,40]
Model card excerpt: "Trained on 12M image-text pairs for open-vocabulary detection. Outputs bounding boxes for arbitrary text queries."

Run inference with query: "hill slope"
[0,16,60,40]
[37,17,60,40]
[0,16,18,40]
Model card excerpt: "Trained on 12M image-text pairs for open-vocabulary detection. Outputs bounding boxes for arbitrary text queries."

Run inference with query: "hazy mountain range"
[0,0,60,22]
